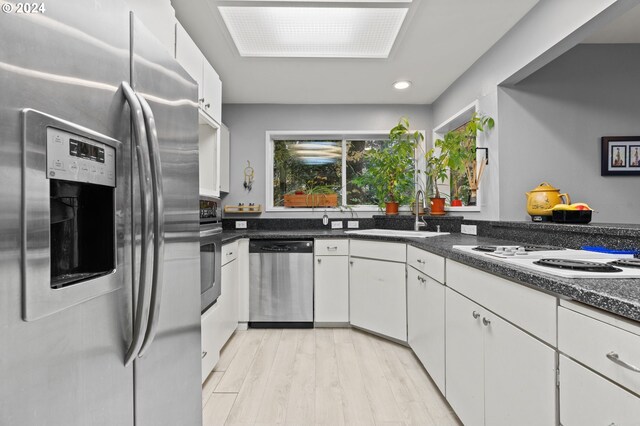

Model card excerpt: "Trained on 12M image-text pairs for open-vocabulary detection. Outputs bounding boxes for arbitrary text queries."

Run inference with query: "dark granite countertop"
[221,229,640,323]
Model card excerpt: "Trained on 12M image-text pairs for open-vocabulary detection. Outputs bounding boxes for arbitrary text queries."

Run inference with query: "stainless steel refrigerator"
[0,2,202,425]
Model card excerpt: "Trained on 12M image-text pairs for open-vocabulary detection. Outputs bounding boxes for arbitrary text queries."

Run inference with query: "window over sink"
[266,131,421,211]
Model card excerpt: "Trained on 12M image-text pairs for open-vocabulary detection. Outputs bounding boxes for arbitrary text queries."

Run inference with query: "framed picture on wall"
[601,136,640,176]
[630,145,640,168]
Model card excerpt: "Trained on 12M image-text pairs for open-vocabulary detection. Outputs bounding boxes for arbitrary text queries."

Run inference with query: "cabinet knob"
[349,260,354,265]
[417,276,426,283]
[205,103,211,109]
[201,351,207,359]
[482,317,491,326]
[472,311,480,319]
[198,98,205,103]
[317,258,322,264]
[417,259,426,264]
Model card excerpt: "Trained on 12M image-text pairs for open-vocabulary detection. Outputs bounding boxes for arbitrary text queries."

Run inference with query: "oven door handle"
[137,92,165,358]
[122,82,154,367]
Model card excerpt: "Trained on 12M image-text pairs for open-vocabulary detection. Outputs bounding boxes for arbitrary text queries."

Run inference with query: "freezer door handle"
[122,81,154,366]
[136,93,165,358]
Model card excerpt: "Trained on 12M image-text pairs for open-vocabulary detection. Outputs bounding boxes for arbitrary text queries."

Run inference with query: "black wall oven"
[200,198,221,313]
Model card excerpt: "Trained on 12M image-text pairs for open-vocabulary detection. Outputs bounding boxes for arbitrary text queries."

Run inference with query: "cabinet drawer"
[222,241,238,265]
[314,239,349,256]
[559,355,640,426]
[559,306,640,395]
[350,239,406,263]
[447,260,557,346]
[407,245,445,283]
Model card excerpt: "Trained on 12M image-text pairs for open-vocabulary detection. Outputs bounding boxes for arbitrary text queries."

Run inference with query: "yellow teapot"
[525,182,571,219]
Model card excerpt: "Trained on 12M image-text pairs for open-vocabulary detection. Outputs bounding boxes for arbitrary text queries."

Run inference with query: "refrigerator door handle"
[136,93,165,358]
[122,81,154,366]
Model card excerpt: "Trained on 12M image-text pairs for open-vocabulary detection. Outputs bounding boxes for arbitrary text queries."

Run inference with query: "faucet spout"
[414,190,426,231]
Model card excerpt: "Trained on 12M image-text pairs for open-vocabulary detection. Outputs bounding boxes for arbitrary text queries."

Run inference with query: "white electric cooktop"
[453,245,640,279]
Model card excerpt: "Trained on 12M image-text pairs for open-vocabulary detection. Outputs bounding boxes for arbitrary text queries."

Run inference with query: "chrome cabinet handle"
[137,93,165,359]
[472,311,480,319]
[482,317,491,326]
[417,276,426,283]
[202,351,207,359]
[327,246,338,251]
[122,82,153,367]
[606,352,640,373]
[416,259,426,264]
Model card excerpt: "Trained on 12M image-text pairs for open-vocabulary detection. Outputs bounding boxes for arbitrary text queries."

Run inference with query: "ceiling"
[172,0,539,104]
[583,2,640,43]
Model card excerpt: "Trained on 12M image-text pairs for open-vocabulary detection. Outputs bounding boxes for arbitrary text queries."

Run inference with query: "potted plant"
[424,148,448,215]
[283,184,338,207]
[433,112,495,206]
[352,118,422,215]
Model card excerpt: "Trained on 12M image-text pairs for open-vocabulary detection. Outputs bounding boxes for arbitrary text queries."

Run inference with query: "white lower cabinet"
[314,255,349,323]
[349,256,406,341]
[407,265,445,393]
[559,355,640,425]
[220,254,238,341]
[445,288,485,425]
[201,303,221,383]
[445,288,556,426]
[201,242,239,383]
[237,239,250,326]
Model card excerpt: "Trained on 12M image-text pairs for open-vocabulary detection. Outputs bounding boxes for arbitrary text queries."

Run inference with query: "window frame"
[432,100,483,212]
[265,130,426,212]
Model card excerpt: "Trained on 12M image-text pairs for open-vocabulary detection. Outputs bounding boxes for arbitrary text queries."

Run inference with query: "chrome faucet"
[414,189,427,231]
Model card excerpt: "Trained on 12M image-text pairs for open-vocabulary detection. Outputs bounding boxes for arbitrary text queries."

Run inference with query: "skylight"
[218,6,409,58]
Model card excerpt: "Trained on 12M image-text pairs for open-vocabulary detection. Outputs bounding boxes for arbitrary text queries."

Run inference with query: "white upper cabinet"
[203,64,222,123]
[219,123,230,194]
[175,22,222,123]
[175,22,204,101]
[198,115,220,197]
[128,0,177,54]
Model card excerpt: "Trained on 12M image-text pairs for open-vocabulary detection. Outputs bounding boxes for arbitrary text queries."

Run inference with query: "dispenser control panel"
[46,127,116,187]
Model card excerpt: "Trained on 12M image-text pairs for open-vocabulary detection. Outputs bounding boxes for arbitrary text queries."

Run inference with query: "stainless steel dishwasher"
[249,240,314,328]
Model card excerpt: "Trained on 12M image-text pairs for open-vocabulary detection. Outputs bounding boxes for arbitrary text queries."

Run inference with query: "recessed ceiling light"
[393,80,411,90]
[218,6,408,58]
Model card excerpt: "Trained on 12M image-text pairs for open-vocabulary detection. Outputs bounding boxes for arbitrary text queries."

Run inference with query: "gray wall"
[499,44,640,224]
[221,104,431,218]
[430,0,639,221]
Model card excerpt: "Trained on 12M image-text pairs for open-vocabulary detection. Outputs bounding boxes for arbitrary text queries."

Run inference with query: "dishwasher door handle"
[260,246,291,252]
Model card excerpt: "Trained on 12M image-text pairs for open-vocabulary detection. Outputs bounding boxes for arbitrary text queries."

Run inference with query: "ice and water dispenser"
[47,128,117,288]
[22,109,123,321]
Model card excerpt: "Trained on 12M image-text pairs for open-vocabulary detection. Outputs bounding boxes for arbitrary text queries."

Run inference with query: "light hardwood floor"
[202,328,461,426]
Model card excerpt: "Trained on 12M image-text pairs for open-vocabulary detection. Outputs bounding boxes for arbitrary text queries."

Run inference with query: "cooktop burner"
[473,245,564,253]
[533,258,623,273]
[608,258,640,269]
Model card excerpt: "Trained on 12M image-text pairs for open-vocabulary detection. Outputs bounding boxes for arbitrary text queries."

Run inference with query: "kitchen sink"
[344,229,449,238]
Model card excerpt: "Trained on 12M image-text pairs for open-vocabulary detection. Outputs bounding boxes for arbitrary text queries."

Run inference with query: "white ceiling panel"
[218,6,408,58]
[172,0,540,103]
